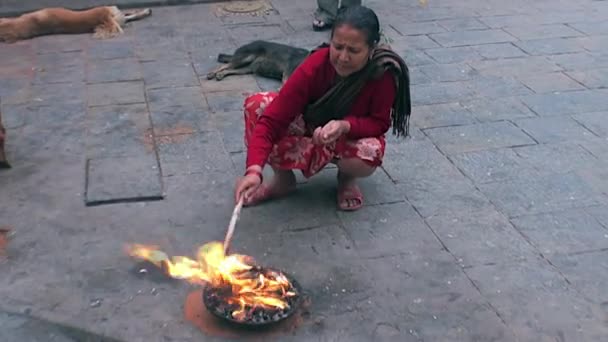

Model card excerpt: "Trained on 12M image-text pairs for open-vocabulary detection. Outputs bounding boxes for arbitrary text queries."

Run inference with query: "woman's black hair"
[331,5,381,47]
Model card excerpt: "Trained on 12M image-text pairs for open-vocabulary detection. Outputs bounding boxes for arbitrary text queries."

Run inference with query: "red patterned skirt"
[243,91,386,178]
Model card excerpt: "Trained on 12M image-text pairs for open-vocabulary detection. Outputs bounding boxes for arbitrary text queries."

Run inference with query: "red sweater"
[246,47,397,168]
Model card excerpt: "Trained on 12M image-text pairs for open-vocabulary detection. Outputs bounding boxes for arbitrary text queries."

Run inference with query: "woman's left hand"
[313,120,350,145]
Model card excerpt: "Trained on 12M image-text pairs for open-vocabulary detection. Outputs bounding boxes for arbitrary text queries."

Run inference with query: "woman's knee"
[336,157,377,178]
[243,91,278,115]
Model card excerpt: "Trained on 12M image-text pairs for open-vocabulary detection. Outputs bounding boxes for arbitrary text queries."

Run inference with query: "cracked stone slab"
[460,96,536,123]
[85,155,163,206]
[209,111,245,153]
[86,58,142,84]
[514,37,584,56]
[516,72,586,93]
[513,116,595,144]
[450,147,540,184]
[429,29,516,47]
[411,102,478,129]
[521,89,608,116]
[424,121,536,155]
[465,259,608,341]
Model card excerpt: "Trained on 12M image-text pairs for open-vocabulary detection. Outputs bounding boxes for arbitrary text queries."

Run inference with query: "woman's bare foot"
[244,170,297,206]
[337,172,363,211]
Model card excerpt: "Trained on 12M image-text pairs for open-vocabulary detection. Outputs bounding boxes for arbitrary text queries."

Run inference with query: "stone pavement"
[1,0,608,340]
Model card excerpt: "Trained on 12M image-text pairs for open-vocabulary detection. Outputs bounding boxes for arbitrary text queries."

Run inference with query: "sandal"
[337,183,364,211]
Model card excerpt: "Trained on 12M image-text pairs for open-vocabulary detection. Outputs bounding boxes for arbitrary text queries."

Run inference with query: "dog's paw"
[214,72,226,81]
[206,72,216,80]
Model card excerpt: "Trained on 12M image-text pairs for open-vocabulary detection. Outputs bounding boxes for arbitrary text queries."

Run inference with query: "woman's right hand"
[234,170,263,203]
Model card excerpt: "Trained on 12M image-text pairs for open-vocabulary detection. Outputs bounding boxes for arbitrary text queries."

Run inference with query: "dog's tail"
[217,53,233,63]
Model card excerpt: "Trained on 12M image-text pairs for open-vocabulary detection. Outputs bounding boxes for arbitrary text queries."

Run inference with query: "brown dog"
[0,6,152,43]
[0,99,9,168]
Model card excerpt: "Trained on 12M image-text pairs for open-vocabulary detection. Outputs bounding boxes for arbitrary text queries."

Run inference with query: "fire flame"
[125,241,296,321]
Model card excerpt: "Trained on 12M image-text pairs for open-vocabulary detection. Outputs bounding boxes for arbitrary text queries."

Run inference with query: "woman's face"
[329,24,371,77]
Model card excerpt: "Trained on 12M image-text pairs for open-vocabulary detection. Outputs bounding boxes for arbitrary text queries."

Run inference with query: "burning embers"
[126,241,301,325]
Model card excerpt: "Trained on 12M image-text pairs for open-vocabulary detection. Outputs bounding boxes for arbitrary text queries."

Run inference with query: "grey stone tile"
[86,58,142,84]
[438,18,489,31]
[390,22,446,36]
[478,14,535,28]
[450,148,539,184]
[412,80,477,105]
[35,51,83,68]
[577,136,608,159]
[199,75,260,93]
[424,121,536,154]
[469,56,562,77]
[32,35,86,54]
[470,75,534,98]
[550,250,608,304]
[391,35,441,50]
[426,210,537,267]
[360,251,515,342]
[146,86,211,133]
[521,90,608,116]
[424,46,481,64]
[566,68,608,89]
[429,29,516,47]
[572,112,608,137]
[156,130,233,176]
[514,116,595,143]
[411,102,478,129]
[209,111,245,153]
[568,21,608,36]
[86,38,135,60]
[228,24,285,44]
[517,72,586,93]
[0,102,30,129]
[400,49,436,67]
[513,142,600,174]
[514,37,584,55]
[382,139,467,185]
[511,208,608,255]
[17,121,87,159]
[254,76,282,92]
[30,82,85,104]
[85,155,163,206]
[418,63,478,82]
[548,52,608,71]
[504,24,584,40]
[460,96,536,122]
[338,202,441,258]
[205,90,248,112]
[32,64,85,84]
[466,260,608,341]
[24,101,86,129]
[141,59,198,90]
[409,68,432,85]
[473,42,528,59]
[577,35,608,53]
[478,172,602,217]
[87,81,145,107]
[86,104,153,158]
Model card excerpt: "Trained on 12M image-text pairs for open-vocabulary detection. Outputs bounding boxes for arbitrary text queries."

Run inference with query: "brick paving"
[1,0,608,340]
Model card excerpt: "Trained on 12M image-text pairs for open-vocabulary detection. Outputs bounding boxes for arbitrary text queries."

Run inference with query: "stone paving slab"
[2,0,608,340]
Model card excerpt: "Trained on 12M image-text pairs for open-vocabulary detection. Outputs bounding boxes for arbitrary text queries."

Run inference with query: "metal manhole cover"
[214,0,274,16]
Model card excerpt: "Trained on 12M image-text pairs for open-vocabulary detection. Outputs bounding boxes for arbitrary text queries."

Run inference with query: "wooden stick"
[223,197,244,255]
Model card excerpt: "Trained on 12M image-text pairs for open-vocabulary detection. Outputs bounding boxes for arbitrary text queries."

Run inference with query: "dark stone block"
[210,111,245,153]
[87,81,145,107]
[205,90,248,112]
[85,155,163,206]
